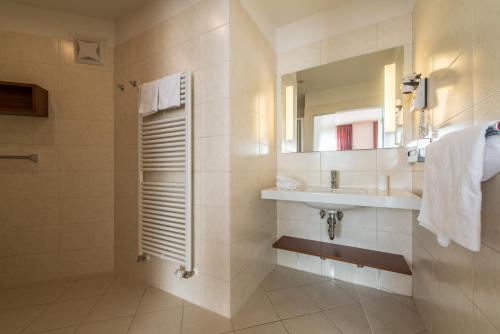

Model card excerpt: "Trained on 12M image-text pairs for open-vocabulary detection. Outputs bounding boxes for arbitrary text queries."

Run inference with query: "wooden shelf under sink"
[273,236,412,276]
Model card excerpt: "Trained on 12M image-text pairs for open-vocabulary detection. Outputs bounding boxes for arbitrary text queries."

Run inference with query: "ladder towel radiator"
[137,71,193,278]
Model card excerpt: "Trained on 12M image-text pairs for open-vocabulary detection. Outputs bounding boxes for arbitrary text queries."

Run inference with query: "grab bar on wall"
[0,154,38,162]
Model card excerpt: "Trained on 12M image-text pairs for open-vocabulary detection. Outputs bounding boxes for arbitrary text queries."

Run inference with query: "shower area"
[0,0,277,320]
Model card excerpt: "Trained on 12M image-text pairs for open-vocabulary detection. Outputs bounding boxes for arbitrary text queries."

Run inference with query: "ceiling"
[7,0,153,20]
[252,0,346,27]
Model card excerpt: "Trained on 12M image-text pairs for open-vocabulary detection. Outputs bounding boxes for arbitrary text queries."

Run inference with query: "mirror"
[281,47,406,153]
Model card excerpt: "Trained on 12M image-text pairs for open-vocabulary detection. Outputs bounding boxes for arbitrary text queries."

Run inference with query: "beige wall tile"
[321,25,377,65]
[0,114,56,145]
[199,0,228,33]
[158,5,200,52]
[376,148,412,172]
[474,245,500,330]
[60,221,113,250]
[58,66,113,96]
[278,42,320,75]
[0,172,57,199]
[59,172,114,198]
[473,10,500,104]
[60,247,113,278]
[0,225,58,257]
[59,146,114,172]
[58,120,114,147]
[0,31,58,64]
[431,48,473,127]
[0,59,58,91]
[129,26,159,63]
[320,150,377,172]
[376,14,412,50]
[58,92,113,122]
[0,253,59,287]
[59,197,114,225]
[200,24,229,69]
[0,198,58,228]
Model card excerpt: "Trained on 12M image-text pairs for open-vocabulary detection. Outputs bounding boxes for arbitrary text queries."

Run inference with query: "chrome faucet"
[330,170,339,189]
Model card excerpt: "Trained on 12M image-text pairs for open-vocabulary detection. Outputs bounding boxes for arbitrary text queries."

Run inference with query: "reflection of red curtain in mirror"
[336,124,352,150]
[373,121,378,149]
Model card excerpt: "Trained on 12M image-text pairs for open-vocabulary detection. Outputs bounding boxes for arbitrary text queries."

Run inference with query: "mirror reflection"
[281,47,405,153]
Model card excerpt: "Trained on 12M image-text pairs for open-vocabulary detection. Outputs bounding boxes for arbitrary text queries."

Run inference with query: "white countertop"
[261,187,421,210]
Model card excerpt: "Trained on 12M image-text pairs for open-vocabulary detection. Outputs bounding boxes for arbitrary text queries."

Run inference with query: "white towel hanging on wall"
[418,121,499,251]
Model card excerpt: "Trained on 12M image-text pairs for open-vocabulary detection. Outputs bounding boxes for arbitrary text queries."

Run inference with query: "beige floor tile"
[364,296,425,333]
[129,308,182,334]
[4,283,73,309]
[84,291,144,323]
[105,276,147,295]
[61,274,116,300]
[182,305,233,334]
[231,292,279,330]
[137,287,183,314]
[283,312,342,334]
[324,304,372,334]
[37,327,77,333]
[260,266,297,292]
[75,317,133,334]
[366,312,394,334]
[335,280,392,302]
[0,305,47,334]
[302,281,357,310]
[267,287,320,319]
[391,295,418,312]
[289,270,330,286]
[235,321,287,334]
[25,297,99,333]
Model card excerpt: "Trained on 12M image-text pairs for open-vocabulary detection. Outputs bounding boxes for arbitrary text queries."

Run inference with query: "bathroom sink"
[261,186,421,210]
[302,187,367,210]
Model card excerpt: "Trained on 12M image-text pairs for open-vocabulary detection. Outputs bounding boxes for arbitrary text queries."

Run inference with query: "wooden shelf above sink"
[273,236,412,276]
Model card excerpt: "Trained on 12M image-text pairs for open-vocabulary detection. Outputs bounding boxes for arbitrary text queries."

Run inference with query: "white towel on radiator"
[138,80,159,116]
[158,73,181,110]
[418,121,498,251]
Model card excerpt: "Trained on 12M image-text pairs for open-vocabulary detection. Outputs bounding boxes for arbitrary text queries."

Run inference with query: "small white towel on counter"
[276,175,303,190]
[138,80,159,116]
[158,73,181,110]
[418,121,499,251]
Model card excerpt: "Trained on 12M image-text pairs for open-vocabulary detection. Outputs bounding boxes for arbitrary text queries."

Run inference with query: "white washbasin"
[261,186,421,210]
[303,187,367,210]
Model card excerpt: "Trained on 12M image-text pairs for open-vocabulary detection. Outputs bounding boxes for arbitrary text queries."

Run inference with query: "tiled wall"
[113,0,276,317]
[277,149,413,295]
[113,0,232,316]
[274,15,415,295]
[411,0,500,333]
[0,31,114,287]
[228,0,277,313]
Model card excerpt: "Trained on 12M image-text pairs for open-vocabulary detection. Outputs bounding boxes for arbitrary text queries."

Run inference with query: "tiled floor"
[0,266,426,334]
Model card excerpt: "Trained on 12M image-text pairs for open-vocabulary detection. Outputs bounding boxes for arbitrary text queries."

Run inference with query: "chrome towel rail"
[0,154,38,162]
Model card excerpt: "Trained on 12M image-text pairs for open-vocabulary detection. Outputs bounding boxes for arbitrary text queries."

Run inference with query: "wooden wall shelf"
[0,81,48,117]
[273,236,412,276]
